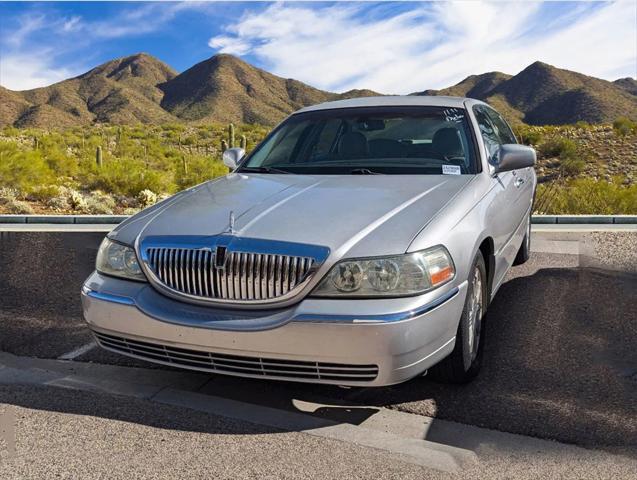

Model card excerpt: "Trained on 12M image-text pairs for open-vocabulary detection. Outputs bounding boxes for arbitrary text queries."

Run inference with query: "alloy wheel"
[466,267,483,362]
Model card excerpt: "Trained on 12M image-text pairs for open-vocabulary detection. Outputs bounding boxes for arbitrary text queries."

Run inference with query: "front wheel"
[430,251,487,384]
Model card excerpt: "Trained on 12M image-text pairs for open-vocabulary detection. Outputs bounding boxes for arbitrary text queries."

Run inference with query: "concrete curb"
[1,214,636,225]
[0,352,474,472]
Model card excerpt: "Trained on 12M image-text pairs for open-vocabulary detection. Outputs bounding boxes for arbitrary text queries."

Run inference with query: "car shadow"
[189,265,637,450]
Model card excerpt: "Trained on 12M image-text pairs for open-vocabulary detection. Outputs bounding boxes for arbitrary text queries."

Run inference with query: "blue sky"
[1,1,635,93]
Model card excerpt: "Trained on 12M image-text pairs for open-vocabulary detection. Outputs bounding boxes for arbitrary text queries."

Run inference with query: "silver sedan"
[82,96,536,386]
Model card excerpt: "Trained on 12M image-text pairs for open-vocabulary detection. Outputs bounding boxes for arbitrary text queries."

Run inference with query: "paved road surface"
[1,229,636,478]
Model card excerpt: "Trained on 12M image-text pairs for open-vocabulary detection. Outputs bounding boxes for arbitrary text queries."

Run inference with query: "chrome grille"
[94,331,379,383]
[145,247,315,302]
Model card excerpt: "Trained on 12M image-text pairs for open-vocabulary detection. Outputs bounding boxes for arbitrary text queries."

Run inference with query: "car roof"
[295,95,483,114]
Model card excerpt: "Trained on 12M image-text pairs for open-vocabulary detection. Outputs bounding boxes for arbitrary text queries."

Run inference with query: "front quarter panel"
[408,173,495,301]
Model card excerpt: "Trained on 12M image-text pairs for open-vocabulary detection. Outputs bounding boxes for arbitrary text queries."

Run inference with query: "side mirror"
[222,147,245,171]
[493,144,536,174]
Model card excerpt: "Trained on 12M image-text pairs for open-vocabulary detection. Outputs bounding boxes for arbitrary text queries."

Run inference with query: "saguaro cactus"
[220,123,243,157]
[228,123,235,148]
[96,146,103,167]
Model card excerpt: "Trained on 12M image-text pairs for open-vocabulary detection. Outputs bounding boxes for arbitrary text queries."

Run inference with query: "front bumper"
[81,272,467,386]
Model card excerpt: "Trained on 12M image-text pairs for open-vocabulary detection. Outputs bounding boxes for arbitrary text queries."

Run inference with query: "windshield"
[239,106,478,175]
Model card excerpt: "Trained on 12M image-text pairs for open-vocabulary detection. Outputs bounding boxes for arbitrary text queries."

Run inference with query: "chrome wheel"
[466,267,483,362]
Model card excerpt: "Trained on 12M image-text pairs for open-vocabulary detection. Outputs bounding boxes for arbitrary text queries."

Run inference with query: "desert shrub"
[137,189,158,207]
[560,158,586,176]
[46,195,71,211]
[514,125,543,146]
[85,190,116,214]
[42,145,79,177]
[1,198,35,214]
[0,141,54,193]
[538,137,578,159]
[28,185,61,201]
[613,117,637,137]
[67,188,88,212]
[1,126,20,137]
[174,155,228,190]
[0,187,18,201]
[123,207,140,215]
[87,157,172,197]
[535,178,637,214]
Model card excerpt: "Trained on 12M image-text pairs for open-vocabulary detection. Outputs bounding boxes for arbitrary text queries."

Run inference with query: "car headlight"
[96,238,146,282]
[312,246,454,297]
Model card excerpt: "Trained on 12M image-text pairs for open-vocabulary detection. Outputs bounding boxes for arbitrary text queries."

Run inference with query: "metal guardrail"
[0,214,636,225]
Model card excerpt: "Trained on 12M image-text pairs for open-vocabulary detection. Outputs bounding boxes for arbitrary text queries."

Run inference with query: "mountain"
[416,62,637,125]
[0,54,634,128]
[413,71,512,98]
[159,55,381,124]
[614,77,637,96]
[3,53,179,128]
[160,54,332,124]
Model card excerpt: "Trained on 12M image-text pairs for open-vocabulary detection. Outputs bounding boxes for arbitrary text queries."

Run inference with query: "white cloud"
[208,36,252,56]
[209,1,637,93]
[0,53,77,90]
[62,16,82,33]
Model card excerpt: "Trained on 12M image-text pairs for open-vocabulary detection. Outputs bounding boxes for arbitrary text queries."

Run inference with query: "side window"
[472,106,500,160]
[484,107,517,145]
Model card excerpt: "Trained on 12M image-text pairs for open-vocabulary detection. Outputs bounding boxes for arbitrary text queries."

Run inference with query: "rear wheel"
[430,251,487,384]
[513,214,531,265]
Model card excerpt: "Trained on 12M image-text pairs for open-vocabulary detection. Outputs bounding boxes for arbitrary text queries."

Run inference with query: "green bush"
[538,137,578,159]
[174,155,228,191]
[514,125,543,146]
[0,142,54,192]
[613,117,637,137]
[87,157,173,197]
[536,178,637,214]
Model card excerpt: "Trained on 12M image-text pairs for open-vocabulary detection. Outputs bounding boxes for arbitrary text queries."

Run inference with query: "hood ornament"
[227,210,236,235]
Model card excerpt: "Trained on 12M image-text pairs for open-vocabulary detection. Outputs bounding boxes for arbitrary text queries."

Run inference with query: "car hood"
[111,173,473,258]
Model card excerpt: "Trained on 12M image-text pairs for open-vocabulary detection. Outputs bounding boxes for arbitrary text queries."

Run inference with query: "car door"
[472,105,528,290]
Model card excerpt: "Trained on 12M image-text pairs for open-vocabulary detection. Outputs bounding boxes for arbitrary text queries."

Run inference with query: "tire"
[513,213,531,266]
[430,251,487,384]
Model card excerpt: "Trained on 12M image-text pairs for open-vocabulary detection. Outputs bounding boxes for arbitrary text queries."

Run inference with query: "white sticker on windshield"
[442,164,461,175]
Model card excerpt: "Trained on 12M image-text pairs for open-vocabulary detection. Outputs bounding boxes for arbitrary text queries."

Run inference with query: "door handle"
[514,177,525,188]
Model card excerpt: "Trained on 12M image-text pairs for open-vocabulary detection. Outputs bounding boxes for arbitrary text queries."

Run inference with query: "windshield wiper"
[350,168,383,175]
[239,166,292,174]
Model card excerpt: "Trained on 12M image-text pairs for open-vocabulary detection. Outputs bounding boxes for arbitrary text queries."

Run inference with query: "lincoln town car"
[82,96,536,385]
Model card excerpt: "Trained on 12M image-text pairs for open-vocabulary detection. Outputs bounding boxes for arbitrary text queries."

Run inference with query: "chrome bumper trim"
[82,284,460,325]
[82,286,135,306]
[294,287,460,323]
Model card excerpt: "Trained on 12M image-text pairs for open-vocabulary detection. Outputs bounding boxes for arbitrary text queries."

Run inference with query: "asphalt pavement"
[1,229,636,477]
